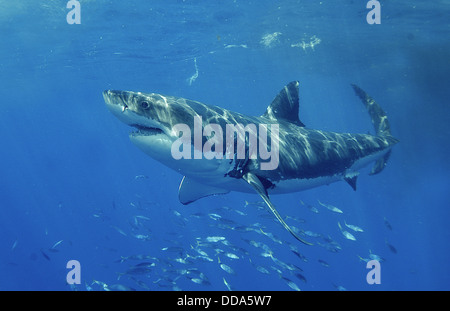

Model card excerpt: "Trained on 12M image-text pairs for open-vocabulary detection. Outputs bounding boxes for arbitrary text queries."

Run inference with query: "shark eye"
[140,101,150,109]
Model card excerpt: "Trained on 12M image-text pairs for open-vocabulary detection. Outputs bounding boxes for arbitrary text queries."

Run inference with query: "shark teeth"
[130,124,164,136]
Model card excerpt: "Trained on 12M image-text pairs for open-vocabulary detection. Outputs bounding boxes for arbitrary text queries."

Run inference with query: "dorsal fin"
[263,81,305,127]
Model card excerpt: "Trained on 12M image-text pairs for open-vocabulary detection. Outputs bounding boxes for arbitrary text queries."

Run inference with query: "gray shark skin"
[103,81,398,244]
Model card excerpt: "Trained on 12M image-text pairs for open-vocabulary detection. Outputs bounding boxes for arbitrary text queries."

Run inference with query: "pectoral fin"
[178,176,230,205]
[242,172,312,246]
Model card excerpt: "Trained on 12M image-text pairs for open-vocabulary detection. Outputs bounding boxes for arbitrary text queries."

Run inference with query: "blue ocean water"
[1,1,449,291]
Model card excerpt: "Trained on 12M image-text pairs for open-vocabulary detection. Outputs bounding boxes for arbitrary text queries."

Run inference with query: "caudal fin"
[351,84,399,175]
[351,84,392,137]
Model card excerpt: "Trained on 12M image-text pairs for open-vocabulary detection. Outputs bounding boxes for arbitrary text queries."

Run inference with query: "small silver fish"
[111,226,127,237]
[256,266,270,274]
[190,278,203,284]
[225,252,239,260]
[220,263,235,274]
[135,215,151,221]
[218,257,235,274]
[133,234,151,241]
[338,222,356,241]
[385,240,398,254]
[192,247,209,257]
[108,284,136,291]
[384,217,393,230]
[300,200,319,213]
[92,280,110,291]
[223,277,232,291]
[281,277,301,291]
[318,259,330,267]
[234,210,247,216]
[318,200,343,213]
[205,236,226,243]
[344,220,364,232]
[51,240,64,249]
[208,213,222,220]
[174,257,189,264]
[369,252,385,261]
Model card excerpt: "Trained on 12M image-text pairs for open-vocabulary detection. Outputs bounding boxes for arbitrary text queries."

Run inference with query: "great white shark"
[103,81,398,244]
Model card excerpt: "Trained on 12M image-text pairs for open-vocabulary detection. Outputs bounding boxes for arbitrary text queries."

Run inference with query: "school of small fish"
[20,187,397,291]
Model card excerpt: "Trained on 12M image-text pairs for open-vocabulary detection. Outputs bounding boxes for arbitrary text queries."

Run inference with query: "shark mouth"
[130,124,164,136]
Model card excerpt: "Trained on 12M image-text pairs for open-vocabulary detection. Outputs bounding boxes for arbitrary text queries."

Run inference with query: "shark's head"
[103,90,232,178]
[104,90,192,158]
[103,90,196,136]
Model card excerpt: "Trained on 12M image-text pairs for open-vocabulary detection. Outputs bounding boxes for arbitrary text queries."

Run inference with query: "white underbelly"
[269,175,342,194]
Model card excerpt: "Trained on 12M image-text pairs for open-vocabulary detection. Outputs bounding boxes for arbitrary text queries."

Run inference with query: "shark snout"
[103,90,124,105]
[104,90,134,111]
[103,90,132,121]
[102,90,118,107]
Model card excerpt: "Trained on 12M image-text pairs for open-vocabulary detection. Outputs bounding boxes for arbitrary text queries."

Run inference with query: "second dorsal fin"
[262,81,305,127]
